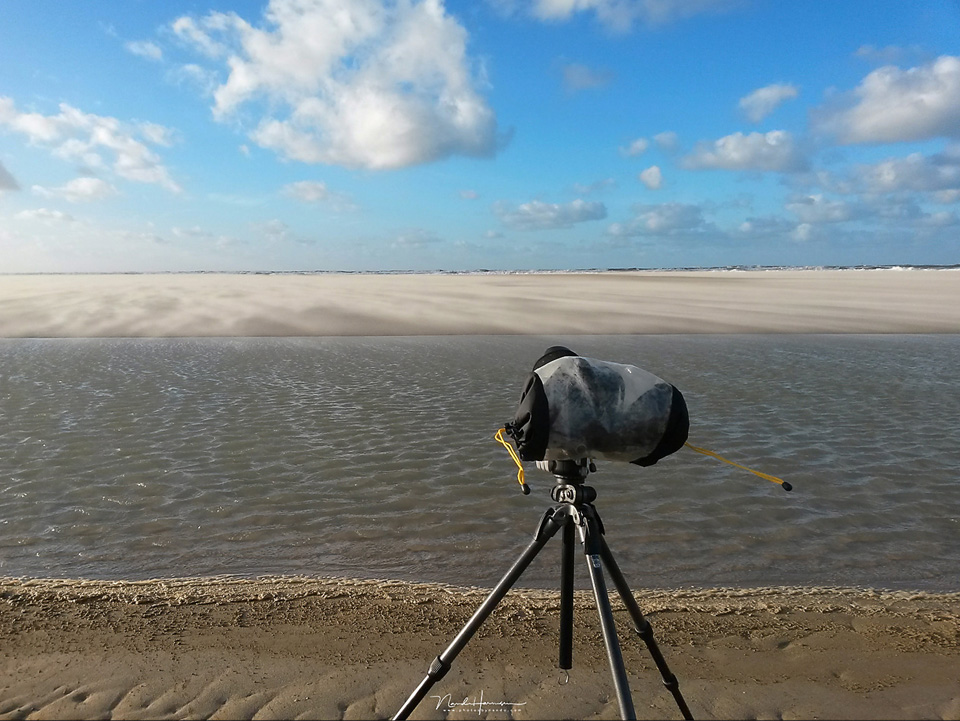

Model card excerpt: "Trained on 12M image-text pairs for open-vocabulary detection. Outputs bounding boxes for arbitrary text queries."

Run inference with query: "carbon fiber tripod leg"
[392,506,568,720]
[599,535,693,720]
[580,509,637,720]
[559,517,575,671]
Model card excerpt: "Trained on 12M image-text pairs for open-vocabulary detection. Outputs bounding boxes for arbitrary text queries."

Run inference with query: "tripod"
[393,459,693,720]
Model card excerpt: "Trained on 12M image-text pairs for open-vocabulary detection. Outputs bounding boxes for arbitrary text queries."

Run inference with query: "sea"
[1,333,958,592]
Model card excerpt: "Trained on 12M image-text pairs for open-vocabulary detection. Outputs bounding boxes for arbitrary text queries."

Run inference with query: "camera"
[504,346,688,467]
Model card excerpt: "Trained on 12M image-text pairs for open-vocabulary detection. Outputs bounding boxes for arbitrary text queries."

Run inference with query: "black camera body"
[505,346,688,467]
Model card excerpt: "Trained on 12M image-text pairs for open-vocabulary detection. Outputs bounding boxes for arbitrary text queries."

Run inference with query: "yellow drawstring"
[495,428,529,494]
[685,442,792,491]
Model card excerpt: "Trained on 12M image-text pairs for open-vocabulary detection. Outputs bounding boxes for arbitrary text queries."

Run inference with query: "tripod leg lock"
[427,655,451,682]
[636,619,654,641]
[662,673,680,692]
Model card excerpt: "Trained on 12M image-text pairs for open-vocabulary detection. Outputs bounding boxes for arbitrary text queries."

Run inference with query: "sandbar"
[1,269,959,337]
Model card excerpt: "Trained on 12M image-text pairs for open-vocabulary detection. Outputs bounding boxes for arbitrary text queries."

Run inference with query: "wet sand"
[2,576,959,720]
[1,269,959,337]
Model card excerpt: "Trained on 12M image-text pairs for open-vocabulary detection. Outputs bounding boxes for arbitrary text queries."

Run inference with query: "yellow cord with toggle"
[495,428,529,494]
[684,442,792,491]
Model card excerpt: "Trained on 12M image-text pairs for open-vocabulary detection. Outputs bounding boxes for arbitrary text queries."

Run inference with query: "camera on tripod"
[504,345,689,468]
[395,345,696,721]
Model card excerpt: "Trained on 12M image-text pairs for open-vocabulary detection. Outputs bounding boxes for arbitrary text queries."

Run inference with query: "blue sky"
[1,0,959,272]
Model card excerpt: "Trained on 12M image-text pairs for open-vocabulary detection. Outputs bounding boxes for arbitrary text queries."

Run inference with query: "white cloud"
[171,15,230,58]
[855,149,960,194]
[607,202,708,237]
[139,122,177,147]
[855,44,926,66]
[459,189,479,199]
[175,0,501,170]
[920,210,959,227]
[0,96,181,191]
[572,177,615,194]
[813,55,960,144]
[785,194,861,224]
[253,219,293,244]
[495,198,607,230]
[0,160,18,191]
[638,165,662,189]
[32,176,118,203]
[682,130,807,172]
[735,215,797,240]
[791,222,815,242]
[167,63,221,96]
[283,180,331,203]
[394,228,442,248]
[282,179,358,211]
[15,208,76,223]
[619,137,648,157]
[738,83,798,123]
[528,0,737,32]
[653,130,678,151]
[561,62,612,92]
[125,40,163,61]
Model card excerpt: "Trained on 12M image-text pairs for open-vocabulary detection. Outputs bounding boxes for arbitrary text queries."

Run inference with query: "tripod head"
[537,458,599,507]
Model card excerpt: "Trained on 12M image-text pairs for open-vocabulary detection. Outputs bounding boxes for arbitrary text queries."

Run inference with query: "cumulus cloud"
[495,198,607,230]
[528,0,738,32]
[739,83,798,122]
[561,62,612,92]
[653,130,678,151]
[785,194,862,224]
[607,202,709,237]
[855,149,960,194]
[638,165,662,189]
[813,55,960,144]
[0,161,19,191]
[173,0,501,170]
[619,137,648,157]
[125,40,163,61]
[682,130,807,172]
[32,176,118,203]
[281,179,358,211]
[0,96,181,191]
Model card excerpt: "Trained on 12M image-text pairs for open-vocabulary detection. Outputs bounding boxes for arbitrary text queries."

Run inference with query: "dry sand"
[1,576,958,720]
[1,269,959,337]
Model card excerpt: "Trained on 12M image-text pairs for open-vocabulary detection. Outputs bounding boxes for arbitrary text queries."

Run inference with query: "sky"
[1,0,959,273]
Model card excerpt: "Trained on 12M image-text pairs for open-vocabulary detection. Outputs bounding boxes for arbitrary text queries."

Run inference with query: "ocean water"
[1,335,958,592]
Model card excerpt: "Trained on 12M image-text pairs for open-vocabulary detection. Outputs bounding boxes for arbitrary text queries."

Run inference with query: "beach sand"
[1,576,958,720]
[1,269,959,337]
[3,270,960,719]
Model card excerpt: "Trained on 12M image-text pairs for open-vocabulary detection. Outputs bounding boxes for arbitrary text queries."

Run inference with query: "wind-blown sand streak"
[2,576,959,720]
[1,269,959,337]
